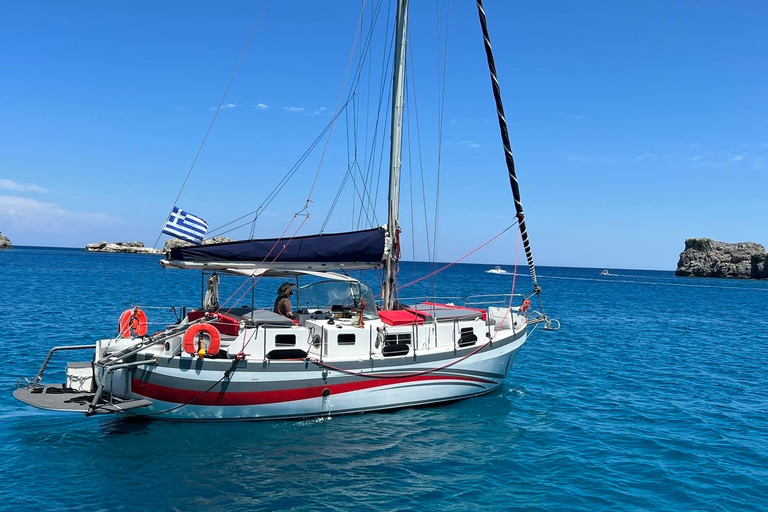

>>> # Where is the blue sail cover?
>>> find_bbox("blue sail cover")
[168,227,386,267]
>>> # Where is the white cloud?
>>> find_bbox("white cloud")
[209,103,239,111]
[635,153,654,161]
[687,152,752,167]
[0,195,119,232]
[283,106,305,113]
[0,179,48,193]
[458,140,481,149]
[255,103,269,110]
[307,107,328,116]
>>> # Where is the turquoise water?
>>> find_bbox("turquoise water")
[2,247,767,511]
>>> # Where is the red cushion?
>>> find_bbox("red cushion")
[378,310,425,326]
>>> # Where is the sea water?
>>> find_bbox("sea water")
[1,247,767,511]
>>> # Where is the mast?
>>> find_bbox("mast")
[383,0,409,310]
[475,0,541,294]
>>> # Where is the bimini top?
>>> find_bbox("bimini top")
[162,227,387,271]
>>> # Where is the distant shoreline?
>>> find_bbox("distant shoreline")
[4,246,677,271]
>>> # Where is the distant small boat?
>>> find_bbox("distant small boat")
[600,270,610,276]
[486,266,509,275]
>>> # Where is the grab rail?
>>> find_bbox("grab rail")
[31,345,97,386]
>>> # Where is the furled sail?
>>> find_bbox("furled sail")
[162,227,387,271]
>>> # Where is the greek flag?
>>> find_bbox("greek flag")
[162,206,208,244]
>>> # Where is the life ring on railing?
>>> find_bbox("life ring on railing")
[183,323,221,357]
[118,307,148,337]
[520,299,531,313]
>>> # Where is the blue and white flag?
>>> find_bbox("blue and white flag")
[162,206,208,244]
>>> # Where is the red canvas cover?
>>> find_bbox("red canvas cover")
[378,310,425,326]
[187,310,240,336]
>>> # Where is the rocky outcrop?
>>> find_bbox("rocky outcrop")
[162,237,234,253]
[0,232,11,248]
[676,238,768,279]
[85,237,235,255]
[85,241,162,254]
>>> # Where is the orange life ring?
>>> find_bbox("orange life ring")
[118,307,148,337]
[520,299,531,313]
[183,323,221,357]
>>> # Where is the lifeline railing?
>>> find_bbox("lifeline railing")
[464,293,527,308]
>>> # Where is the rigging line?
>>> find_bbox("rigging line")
[492,224,523,341]
[362,2,379,196]
[217,215,302,310]
[326,111,380,229]
[476,0,540,293]
[205,103,350,237]
[358,14,396,229]
[226,217,312,353]
[370,90,392,224]
[406,47,433,264]
[218,212,307,311]
[214,106,344,235]
[322,100,379,231]
[397,222,517,291]
[342,0,387,156]
[352,161,378,226]
[171,1,270,210]
[406,88,416,262]
[345,0,387,219]
[303,1,367,209]
[224,214,311,313]
[135,4,269,304]
[433,0,450,264]
[347,101,357,229]
[346,0,387,105]
[321,163,355,232]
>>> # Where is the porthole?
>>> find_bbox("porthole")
[275,334,297,347]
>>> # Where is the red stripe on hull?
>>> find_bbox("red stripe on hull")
[131,374,494,406]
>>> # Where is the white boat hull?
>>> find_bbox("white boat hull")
[106,329,526,421]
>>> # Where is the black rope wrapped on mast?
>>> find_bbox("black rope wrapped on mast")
[475,0,540,294]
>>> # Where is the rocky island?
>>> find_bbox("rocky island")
[0,232,11,248]
[676,238,768,279]
[161,237,233,252]
[85,237,233,254]
[85,241,162,254]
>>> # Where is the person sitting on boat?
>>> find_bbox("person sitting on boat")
[274,282,296,319]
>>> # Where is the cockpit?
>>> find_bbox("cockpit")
[296,279,379,321]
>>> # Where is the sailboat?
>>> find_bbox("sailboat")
[14,0,557,421]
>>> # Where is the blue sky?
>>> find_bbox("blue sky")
[1,1,766,270]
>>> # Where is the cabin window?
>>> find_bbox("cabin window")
[384,333,412,346]
[458,327,477,348]
[338,334,356,345]
[275,334,297,347]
